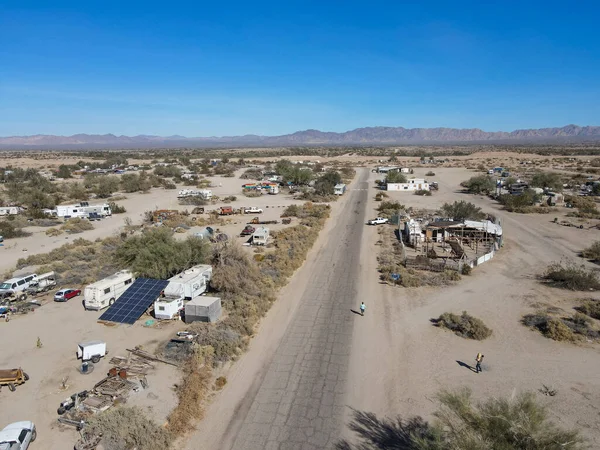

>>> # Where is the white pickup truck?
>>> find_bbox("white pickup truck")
[368,217,389,225]
[0,421,36,450]
[244,207,263,214]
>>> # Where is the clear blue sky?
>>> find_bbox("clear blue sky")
[1,1,599,137]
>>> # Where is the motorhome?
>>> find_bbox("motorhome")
[334,184,347,195]
[83,270,135,310]
[164,265,212,300]
[268,185,280,195]
[51,202,112,219]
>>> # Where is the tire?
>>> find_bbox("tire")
[8,383,15,392]
[31,429,36,441]
[109,298,115,306]
[23,372,30,381]
[77,291,81,296]
[91,355,101,364]
[57,406,66,415]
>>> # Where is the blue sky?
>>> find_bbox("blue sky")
[1,1,599,136]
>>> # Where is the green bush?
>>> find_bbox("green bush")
[108,201,126,214]
[460,175,495,194]
[385,171,407,184]
[414,189,431,196]
[439,201,485,221]
[581,241,600,262]
[434,311,492,340]
[377,200,405,218]
[0,221,31,239]
[61,218,94,234]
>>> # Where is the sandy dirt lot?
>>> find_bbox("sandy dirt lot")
[185,165,600,449]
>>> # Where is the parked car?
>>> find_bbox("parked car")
[368,217,389,225]
[0,421,36,449]
[54,289,81,302]
[244,207,263,214]
[240,225,256,236]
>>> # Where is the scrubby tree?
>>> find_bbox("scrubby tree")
[56,164,73,179]
[498,188,540,211]
[531,171,563,191]
[314,171,342,195]
[461,175,496,194]
[94,176,121,198]
[439,201,485,221]
[385,170,407,184]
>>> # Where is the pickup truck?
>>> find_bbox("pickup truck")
[244,207,263,214]
[0,421,36,449]
[368,217,389,225]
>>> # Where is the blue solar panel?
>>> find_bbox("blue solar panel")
[99,278,169,324]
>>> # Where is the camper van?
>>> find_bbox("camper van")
[164,265,212,300]
[334,184,347,195]
[83,270,135,310]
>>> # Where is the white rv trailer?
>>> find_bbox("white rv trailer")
[154,295,184,320]
[334,184,346,195]
[0,206,24,216]
[177,189,213,200]
[84,270,135,310]
[252,227,270,246]
[53,202,112,218]
[164,264,212,300]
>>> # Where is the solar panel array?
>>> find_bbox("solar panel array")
[99,278,169,324]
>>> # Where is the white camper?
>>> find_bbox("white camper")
[154,295,184,320]
[177,189,212,200]
[268,185,280,195]
[77,341,107,363]
[84,270,135,310]
[54,202,112,218]
[0,206,24,216]
[252,227,270,246]
[334,184,346,195]
[164,265,212,300]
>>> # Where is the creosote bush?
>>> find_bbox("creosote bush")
[581,240,600,262]
[434,311,492,340]
[414,189,432,196]
[542,260,600,290]
[60,217,94,234]
[337,387,584,450]
[86,406,172,450]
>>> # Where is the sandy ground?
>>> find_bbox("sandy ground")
[185,165,600,448]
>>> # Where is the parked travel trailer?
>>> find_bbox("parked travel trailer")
[77,341,107,363]
[177,189,212,200]
[268,185,280,195]
[252,227,270,246]
[164,265,212,300]
[51,202,112,219]
[154,295,184,320]
[83,270,135,310]
[0,206,24,216]
[334,184,346,195]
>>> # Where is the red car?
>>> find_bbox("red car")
[54,289,81,302]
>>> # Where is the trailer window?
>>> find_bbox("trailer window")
[124,279,132,285]
[73,209,78,213]
[104,288,111,294]
[158,306,165,311]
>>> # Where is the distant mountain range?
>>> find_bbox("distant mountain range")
[1,125,599,148]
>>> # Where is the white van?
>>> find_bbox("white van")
[83,270,135,310]
[0,273,38,298]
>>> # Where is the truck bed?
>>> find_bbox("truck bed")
[0,368,22,380]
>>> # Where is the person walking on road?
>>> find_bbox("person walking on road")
[360,302,366,316]
[475,353,484,373]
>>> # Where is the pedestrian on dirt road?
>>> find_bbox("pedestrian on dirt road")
[360,302,366,316]
[475,353,484,373]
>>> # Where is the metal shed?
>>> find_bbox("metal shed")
[184,296,221,323]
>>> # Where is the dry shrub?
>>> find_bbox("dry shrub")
[61,217,94,234]
[521,311,590,342]
[581,241,600,262]
[434,311,493,340]
[575,299,600,319]
[215,376,227,389]
[187,322,245,364]
[545,318,577,342]
[86,406,172,450]
[243,190,262,198]
[166,351,212,436]
[542,260,600,290]
[45,227,63,237]
[0,220,31,238]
